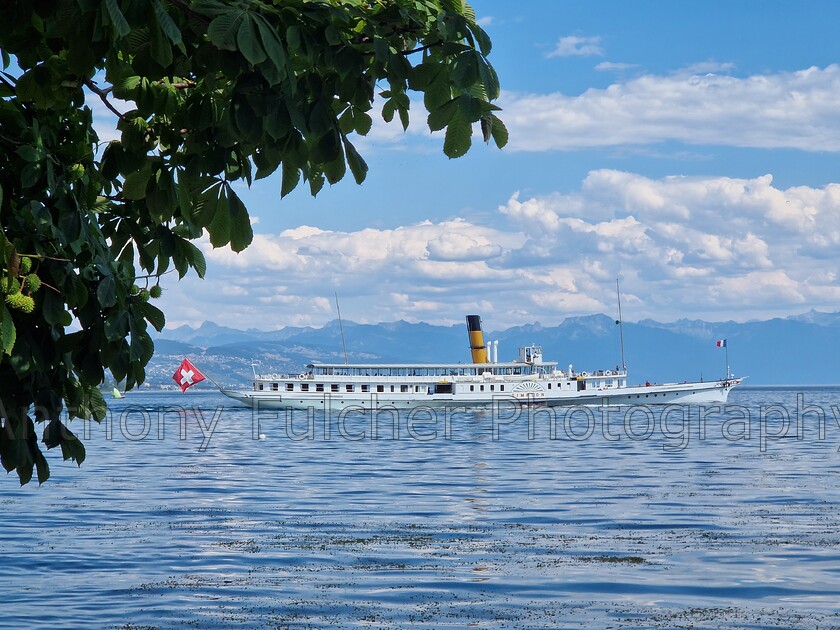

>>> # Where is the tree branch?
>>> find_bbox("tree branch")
[83,79,125,120]
[401,40,442,56]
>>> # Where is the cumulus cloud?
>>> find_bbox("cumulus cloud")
[158,170,840,329]
[595,62,640,72]
[495,170,840,318]
[501,65,840,151]
[547,35,605,58]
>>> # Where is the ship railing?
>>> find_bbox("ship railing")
[256,372,313,381]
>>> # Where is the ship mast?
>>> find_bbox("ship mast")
[616,279,626,372]
[335,292,349,365]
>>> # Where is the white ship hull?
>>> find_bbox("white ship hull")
[222,379,740,411]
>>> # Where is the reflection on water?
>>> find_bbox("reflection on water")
[3,388,840,628]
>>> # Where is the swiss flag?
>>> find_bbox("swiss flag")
[173,358,206,392]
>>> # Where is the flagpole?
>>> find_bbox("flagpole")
[194,358,223,390]
[201,371,223,390]
[723,339,729,381]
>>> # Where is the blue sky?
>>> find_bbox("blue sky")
[151,1,840,329]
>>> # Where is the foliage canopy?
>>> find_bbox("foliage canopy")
[0,0,504,484]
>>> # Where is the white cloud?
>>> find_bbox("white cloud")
[547,35,605,59]
[159,170,840,329]
[595,62,640,72]
[494,170,840,318]
[501,65,840,151]
[679,61,737,75]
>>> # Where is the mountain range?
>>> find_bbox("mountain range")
[144,310,840,387]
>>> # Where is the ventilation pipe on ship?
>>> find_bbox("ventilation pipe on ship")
[493,340,499,364]
[466,315,489,364]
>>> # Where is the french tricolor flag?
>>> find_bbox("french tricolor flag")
[716,339,727,348]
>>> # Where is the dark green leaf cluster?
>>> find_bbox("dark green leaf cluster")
[0,0,502,483]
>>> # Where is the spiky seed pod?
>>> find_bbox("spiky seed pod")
[138,288,150,302]
[25,274,41,293]
[18,295,35,314]
[1,277,21,295]
[130,284,141,295]
[149,285,162,299]
[6,291,34,312]
[20,257,32,274]
[68,163,85,181]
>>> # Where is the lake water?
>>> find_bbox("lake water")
[3,387,840,628]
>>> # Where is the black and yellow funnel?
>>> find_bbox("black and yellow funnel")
[466,315,489,364]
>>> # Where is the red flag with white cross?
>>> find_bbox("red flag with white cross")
[173,358,206,392]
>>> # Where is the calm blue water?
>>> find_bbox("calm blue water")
[3,387,840,628]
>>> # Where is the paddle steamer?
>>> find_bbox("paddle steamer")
[221,316,741,410]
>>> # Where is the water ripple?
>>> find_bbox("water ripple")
[3,388,840,628]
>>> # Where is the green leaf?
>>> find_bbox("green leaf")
[443,109,472,159]
[441,0,466,15]
[85,386,107,424]
[382,99,396,124]
[398,105,409,131]
[34,450,50,485]
[325,25,341,46]
[308,170,325,196]
[43,419,85,465]
[227,192,253,252]
[280,162,300,198]
[342,137,368,185]
[41,290,67,328]
[254,14,288,82]
[424,67,453,111]
[452,50,480,90]
[149,19,174,67]
[354,111,372,135]
[104,0,131,37]
[468,21,493,56]
[16,146,40,163]
[488,113,508,149]
[428,97,459,132]
[183,241,207,278]
[112,75,141,100]
[287,24,302,51]
[1,303,16,355]
[208,189,230,247]
[139,301,166,332]
[477,58,500,100]
[323,153,346,185]
[97,275,117,308]
[152,0,182,45]
[208,10,244,51]
[42,419,63,450]
[122,168,152,200]
[104,311,130,341]
[237,14,267,66]
[459,94,483,123]
[8,417,36,485]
